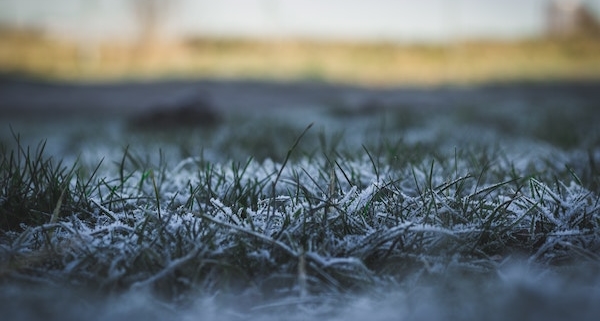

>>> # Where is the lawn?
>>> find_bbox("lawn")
[1,79,600,320]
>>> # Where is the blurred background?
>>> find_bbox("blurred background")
[1,0,600,85]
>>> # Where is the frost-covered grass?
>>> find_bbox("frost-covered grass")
[1,103,600,320]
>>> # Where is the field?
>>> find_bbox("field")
[1,77,600,320]
[2,27,600,85]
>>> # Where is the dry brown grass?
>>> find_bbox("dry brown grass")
[1,28,600,85]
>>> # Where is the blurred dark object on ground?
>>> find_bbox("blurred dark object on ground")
[128,94,221,130]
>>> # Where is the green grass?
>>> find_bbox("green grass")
[1,103,600,319]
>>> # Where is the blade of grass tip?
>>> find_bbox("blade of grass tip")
[334,159,353,187]
[46,183,68,243]
[328,162,337,200]
[268,123,313,229]
[363,144,379,182]
[469,177,521,199]
[473,159,490,197]
[139,170,150,193]
[428,158,435,190]
[274,123,314,189]
[553,175,563,199]
[90,199,117,222]
[565,164,583,186]
[119,145,130,192]
[320,153,339,198]
[151,169,161,220]
[411,166,424,204]
[300,167,327,196]
[49,185,67,225]
[76,158,103,207]
[435,175,473,194]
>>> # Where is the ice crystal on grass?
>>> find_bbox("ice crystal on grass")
[2,103,600,320]
[4,139,598,302]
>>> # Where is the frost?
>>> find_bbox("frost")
[2,101,600,320]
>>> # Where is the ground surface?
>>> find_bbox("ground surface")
[1,77,600,320]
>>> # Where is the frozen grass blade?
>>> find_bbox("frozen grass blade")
[1,103,600,320]
[267,123,313,229]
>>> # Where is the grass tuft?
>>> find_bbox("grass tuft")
[0,134,78,232]
[1,104,600,319]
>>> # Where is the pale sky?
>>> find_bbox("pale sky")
[1,0,599,43]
